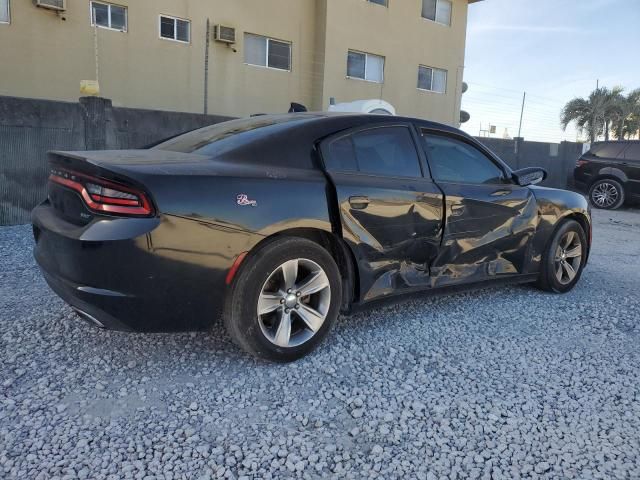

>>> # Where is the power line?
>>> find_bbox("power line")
[460,80,589,142]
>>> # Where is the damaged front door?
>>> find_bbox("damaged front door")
[320,124,444,302]
[421,131,537,287]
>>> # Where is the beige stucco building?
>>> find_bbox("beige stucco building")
[0,0,481,125]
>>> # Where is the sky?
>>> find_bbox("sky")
[460,0,640,143]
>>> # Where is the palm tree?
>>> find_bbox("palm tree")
[603,87,624,141]
[561,87,621,143]
[611,88,640,140]
[623,114,640,139]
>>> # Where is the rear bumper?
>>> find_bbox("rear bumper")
[33,202,258,332]
[39,267,134,331]
[572,166,592,194]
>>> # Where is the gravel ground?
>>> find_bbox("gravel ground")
[1,208,640,480]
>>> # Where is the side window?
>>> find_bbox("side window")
[588,142,627,159]
[325,136,358,172]
[423,134,505,184]
[352,127,422,178]
[623,143,640,162]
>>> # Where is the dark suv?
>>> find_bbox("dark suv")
[574,141,640,209]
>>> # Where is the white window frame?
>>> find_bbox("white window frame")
[346,50,385,84]
[158,15,191,44]
[90,1,128,32]
[0,0,10,24]
[367,0,388,7]
[244,33,292,72]
[417,65,447,94]
[422,0,452,27]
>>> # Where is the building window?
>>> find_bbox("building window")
[0,0,10,24]
[91,2,127,31]
[422,0,452,26]
[244,33,291,71]
[418,65,447,93]
[347,50,384,83]
[160,15,190,43]
[368,0,388,6]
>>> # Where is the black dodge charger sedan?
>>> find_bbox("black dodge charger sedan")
[33,113,591,362]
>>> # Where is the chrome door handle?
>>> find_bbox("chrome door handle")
[349,196,370,210]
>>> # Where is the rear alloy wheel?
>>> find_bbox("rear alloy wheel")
[589,179,624,210]
[224,237,342,362]
[537,219,587,293]
[257,258,331,348]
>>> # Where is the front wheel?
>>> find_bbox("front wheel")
[589,178,625,210]
[536,219,587,293]
[224,237,342,362]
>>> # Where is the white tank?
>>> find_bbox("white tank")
[328,99,396,116]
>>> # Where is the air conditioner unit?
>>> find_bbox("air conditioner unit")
[213,25,236,44]
[35,0,66,11]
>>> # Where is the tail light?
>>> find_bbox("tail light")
[49,168,154,217]
[576,159,588,168]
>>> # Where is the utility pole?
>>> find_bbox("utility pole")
[204,19,210,115]
[517,92,526,138]
[93,10,99,85]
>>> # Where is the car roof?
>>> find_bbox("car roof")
[591,140,640,145]
[257,111,462,133]
[153,112,469,169]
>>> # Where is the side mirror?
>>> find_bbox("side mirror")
[512,167,547,186]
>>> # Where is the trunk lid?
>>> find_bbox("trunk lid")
[49,150,212,179]
[46,150,209,225]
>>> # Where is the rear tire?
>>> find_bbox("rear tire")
[536,219,587,293]
[224,237,342,362]
[589,178,625,210]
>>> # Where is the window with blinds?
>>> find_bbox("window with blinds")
[422,0,452,26]
[347,50,385,83]
[418,66,448,94]
[244,33,292,71]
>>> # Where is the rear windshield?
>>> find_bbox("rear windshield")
[152,115,319,156]
[587,142,627,159]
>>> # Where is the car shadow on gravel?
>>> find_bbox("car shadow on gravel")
[47,280,568,368]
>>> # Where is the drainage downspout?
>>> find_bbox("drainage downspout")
[204,18,210,115]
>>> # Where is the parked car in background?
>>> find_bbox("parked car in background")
[33,113,592,362]
[574,141,640,210]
